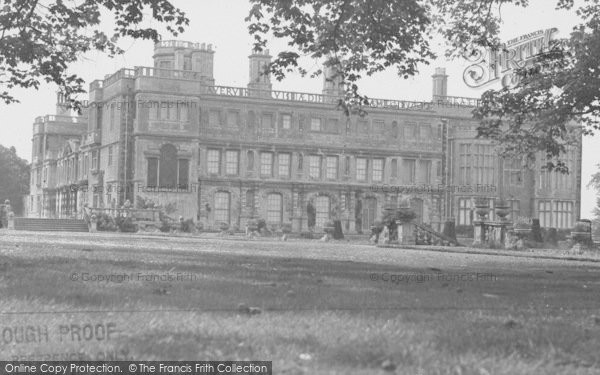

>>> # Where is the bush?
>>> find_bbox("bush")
[115,216,137,232]
[97,213,118,231]
[181,218,195,233]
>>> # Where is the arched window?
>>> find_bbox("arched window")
[159,144,178,188]
[214,191,231,224]
[266,193,283,224]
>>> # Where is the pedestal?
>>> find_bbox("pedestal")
[396,221,414,245]
[472,221,486,247]
[7,213,14,230]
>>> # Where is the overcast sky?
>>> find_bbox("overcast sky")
[1,0,597,217]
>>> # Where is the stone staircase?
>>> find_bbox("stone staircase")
[414,222,462,247]
[13,218,89,232]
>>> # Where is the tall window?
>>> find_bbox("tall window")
[214,192,231,224]
[246,190,255,209]
[146,148,188,189]
[419,124,431,140]
[418,160,431,184]
[225,150,239,175]
[108,145,113,166]
[327,119,339,134]
[553,201,573,229]
[326,156,338,179]
[391,121,399,138]
[402,159,416,184]
[227,111,239,128]
[110,103,115,130]
[266,193,283,224]
[309,155,322,179]
[345,156,351,176]
[458,143,495,185]
[159,144,177,188]
[91,151,98,171]
[179,103,189,122]
[278,153,291,178]
[457,198,472,226]
[282,114,292,130]
[372,159,384,182]
[208,110,220,127]
[207,149,221,174]
[247,151,254,171]
[262,113,274,129]
[358,120,369,134]
[509,200,520,221]
[311,118,322,132]
[315,196,330,228]
[406,122,417,139]
[391,159,398,178]
[178,159,189,188]
[260,152,274,176]
[538,200,552,228]
[504,158,523,186]
[356,158,367,181]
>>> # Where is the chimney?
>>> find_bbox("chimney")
[56,92,70,116]
[432,67,448,100]
[322,59,343,97]
[248,49,272,93]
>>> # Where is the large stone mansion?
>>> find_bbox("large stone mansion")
[27,40,582,233]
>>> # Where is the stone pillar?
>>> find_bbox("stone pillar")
[89,213,97,233]
[396,221,415,245]
[7,212,15,230]
[472,221,486,247]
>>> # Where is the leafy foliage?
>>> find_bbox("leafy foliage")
[0,144,29,214]
[0,0,188,109]
[247,0,436,114]
[472,1,600,171]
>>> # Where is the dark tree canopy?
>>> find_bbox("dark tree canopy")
[0,144,29,214]
[0,0,188,110]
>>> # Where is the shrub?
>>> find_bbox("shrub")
[115,216,137,232]
[97,213,118,231]
[181,218,195,233]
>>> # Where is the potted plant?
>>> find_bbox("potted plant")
[219,221,230,232]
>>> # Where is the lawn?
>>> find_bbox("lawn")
[1,231,600,374]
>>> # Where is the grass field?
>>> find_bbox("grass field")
[1,231,600,374]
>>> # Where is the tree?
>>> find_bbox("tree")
[587,166,600,234]
[0,145,30,215]
[0,0,188,111]
[467,1,600,172]
[248,0,596,168]
[246,0,521,114]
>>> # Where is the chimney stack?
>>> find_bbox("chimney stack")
[432,67,448,100]
[322,59,343,97]
[248,49,272,93]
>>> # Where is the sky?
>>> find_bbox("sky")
[1,0,598,217]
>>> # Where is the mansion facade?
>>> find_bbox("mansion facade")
[27,40,582,233]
